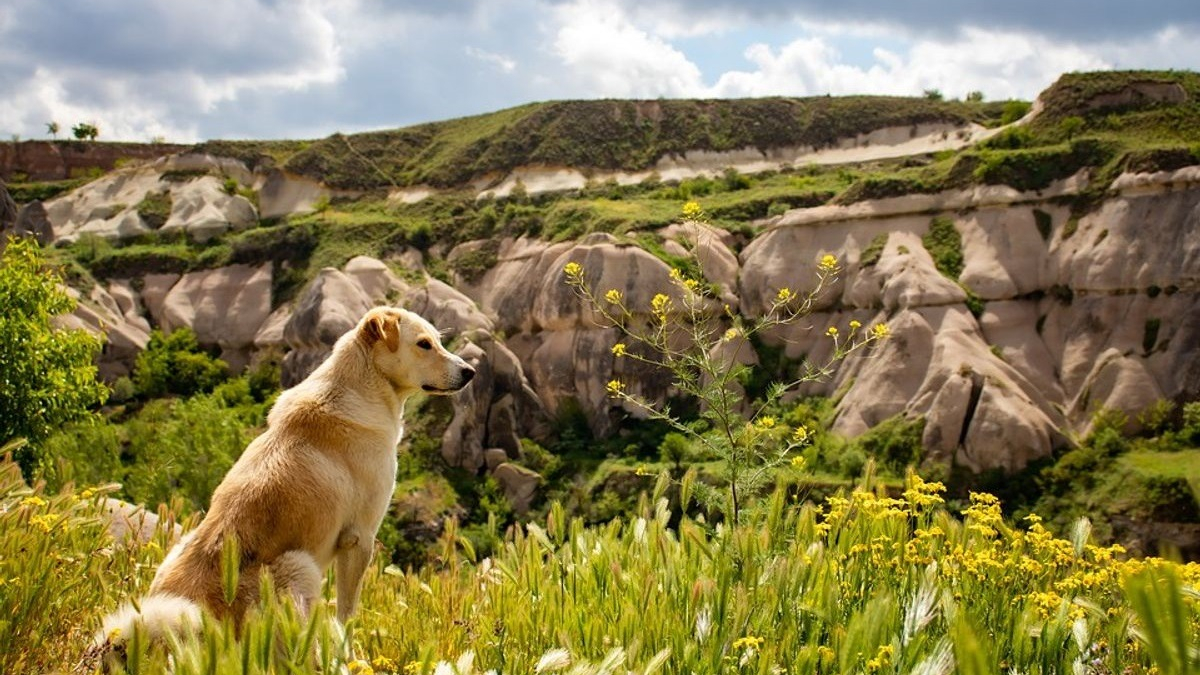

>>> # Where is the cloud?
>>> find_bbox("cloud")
[613,0,1200,42]
[708,27,1109,100]
[549,0,705,98]
[0,0,343,141]
[466,47,517,73]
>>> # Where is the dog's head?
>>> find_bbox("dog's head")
[357,307,475,395]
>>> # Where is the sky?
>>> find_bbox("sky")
[1,0,1197,143]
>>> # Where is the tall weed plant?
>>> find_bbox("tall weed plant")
[564,202,888,521]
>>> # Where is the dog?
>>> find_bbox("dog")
[81,306,475,669]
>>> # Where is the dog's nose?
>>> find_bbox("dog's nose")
[460,365,476,384]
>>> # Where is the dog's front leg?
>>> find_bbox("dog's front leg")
[334,530,373,623]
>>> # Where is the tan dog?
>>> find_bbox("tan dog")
[85,306,475,665]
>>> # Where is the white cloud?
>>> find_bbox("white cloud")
[709,27,1111,100]
[466,46,517,73]
[549,0,705,98]
[0,0,345,141]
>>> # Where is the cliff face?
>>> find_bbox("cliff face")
[27,71,1200,481]
[0,141,188,182]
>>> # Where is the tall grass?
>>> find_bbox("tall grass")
[3,461,1197,674]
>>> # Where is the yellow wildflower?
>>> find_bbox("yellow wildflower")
[790,455,806,469]
[723,328,739,341]
[817,646,836,666]
[348,661,375,675]
[79,488,96,500]
[849,319,861,330]
[682,201,704,220]
[826,326,838,337]
[792,425,809,443]
[651,293,671,315]
[871,323,890,339]
[606,379,625,396]
[404,662,422,675]
[20,495,47,508]
[373,656,397,672]
[776,287,793,303]
[611,343,627,357]
[732,635,764,650]
[563,262,582,278]
[30,514,56,532]
[604,289,622,304]
[757,416,776,428]
[818,254,839,271]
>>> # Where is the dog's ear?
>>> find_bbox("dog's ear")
[363,312,401,352]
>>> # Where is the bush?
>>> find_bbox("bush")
[120,392,263,511]
[1000,100,1032,125]
[922,216,964,279]
[0,238,108,478]
[133,328,229,399]
[851,414,926,474]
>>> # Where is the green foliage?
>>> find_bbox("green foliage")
[201,96,994,190]
[133,328,229,399]
[922,216,964,279]
[566,212,887,522]
[850,414,926,474]
[859,232,888,267]
[0,238,107,478]
[135,190,172,228]
[4,178,89,203]
[8,463,1200,675]
[1060,115,1085,141]
[71,122,99,141]
[1000,100,1032,125]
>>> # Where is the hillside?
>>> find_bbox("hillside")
[1,69,1199,567]
[193,96,1007,190]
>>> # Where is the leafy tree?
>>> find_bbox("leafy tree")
[71,122,99,141]
[0,237,107,478]
[45,121,59,139]
[966,90,985,103]
[923,88,944,101]
[133,327,229,399]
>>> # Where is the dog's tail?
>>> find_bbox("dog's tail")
[76,594,203,673]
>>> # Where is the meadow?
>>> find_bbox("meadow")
[3,459,1197,675]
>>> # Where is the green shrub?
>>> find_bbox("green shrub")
[851,414,926,474]
[860,233,888,267]
[0,238,107,478]
[922,216,964,279]
[1000,100,1032,124]
[133,328,229,399]
[135,190,173,228]
[120,391,265,511]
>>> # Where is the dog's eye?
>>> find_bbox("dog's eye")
[417,338,433,351]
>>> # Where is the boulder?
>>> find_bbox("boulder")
[492,463,541,515]
[281,268,375,385]
[160,176,257,242]
[101,499,182,545]
[12,200,54,245]
[161,263,273,371]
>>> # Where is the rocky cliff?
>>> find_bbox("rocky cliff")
[13,72,1200,489]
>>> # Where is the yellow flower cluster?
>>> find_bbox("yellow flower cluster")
[604,289,622,304]
[682,201,705,220]
[818,254,839,272]
[732,635,764,650]
[563,262,582,278]
[606,379,625,396]
[611,343,627,357]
